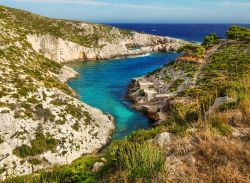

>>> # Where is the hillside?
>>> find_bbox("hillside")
[126,26,250,182]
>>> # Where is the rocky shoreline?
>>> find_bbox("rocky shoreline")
[127,44,221,123]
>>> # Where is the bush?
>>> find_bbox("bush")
[127,126,164,142]
[13,132,57,158]
[202,33,220,47]
[226,25,250,41]
[139,89,145,96]
[218,102,238,112]
[211,116,232,136]
[178,44,206,59]
[28,158,41,165]
[0,136,4,144]
[105,141,166,181]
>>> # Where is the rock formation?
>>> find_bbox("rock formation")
[27,33,185,63]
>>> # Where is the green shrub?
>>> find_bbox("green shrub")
[0,136,4,144]
[226,25,250,41]
[178,44,206,59]
[168,123,188,136]
[27,97,39,104]
[211,116,232,136]
[169,78,185,92]
[202,33,220,47]
[72,122,80,131]
[13,133,57,158]
[139,89,145,96]
[127,126,164,142]
[34,104,55,122]
[28,158,41,165]
[4,156,97,183]
[218,102,238,112]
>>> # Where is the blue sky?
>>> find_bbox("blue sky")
[0,0,250,23]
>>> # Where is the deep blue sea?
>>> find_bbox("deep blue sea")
[108,23,250,42]
[68,24,250,139]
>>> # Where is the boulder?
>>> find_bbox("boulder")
[153,132,175,147]
[92,162,104,173]
[184,154,196,166]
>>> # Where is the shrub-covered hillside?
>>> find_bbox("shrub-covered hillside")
[0,5,131,48]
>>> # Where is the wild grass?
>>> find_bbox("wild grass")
[104,140,166,182]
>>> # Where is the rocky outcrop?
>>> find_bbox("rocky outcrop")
[128,58,201,122]
[153,132,175,147]
[27,33,186,63]
[58,65,79,83]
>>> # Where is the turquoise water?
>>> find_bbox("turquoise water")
[68,52,178,139]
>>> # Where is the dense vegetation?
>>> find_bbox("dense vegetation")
[227,25,250,41]
[177,44,206,59]
[202,33,220,47]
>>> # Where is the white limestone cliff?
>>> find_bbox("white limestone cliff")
[27,32,186,63]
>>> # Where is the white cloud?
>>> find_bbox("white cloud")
[14,0,191,10]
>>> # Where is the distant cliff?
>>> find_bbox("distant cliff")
[26,30,185,63]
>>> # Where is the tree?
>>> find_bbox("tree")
[202,33,220,47]
[177,44,206,59]
[226,25,250,41]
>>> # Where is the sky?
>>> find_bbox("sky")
[0,0,250,23]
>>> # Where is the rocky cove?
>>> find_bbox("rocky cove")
[0,5,186,180]
[1,4,249,182]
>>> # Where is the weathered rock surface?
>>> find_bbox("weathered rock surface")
[92,162,104,173]
[27,33,186,63]
[58,65,79,83]
[153,132,175,147]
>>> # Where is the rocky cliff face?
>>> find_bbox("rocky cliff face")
[27,33,185,63]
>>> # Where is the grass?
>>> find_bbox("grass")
[178,42,250,124]
[104,140,166,182]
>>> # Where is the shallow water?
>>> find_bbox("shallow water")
[68,52,178,139]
